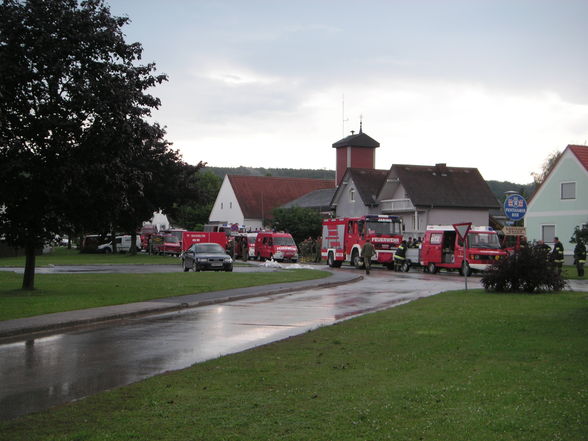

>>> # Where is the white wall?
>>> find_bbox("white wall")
[208,176,245,226]
[427,208,490,227]
[334,177,370,218]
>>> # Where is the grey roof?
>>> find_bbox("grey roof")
[332,131,380,149]
[331,168,389,207]
[348,168,388,206]
[390,163,500,209]
[281,188,337,210]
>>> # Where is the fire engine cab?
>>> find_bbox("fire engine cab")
[405,225,507,275]
[321,215,403,269]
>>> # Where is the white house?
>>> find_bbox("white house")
[208,175,335,230]
[525,144,588,262]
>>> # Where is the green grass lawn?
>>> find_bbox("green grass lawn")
[0,247,180,266]
[0,269,330,321]
[1,289,586,440]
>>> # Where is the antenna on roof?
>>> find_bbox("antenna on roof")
[359,114,363,133]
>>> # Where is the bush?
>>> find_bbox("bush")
[481,245,567,293]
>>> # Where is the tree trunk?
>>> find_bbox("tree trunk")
[129,231,138,256]
[22,243,36,290]
[111,229,117,253]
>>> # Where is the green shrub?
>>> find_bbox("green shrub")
[481,244,566,293]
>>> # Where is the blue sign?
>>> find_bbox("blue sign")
[504,194,527,221]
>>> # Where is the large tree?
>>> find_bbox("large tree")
[0,0,169,289]
[271,207,323,245]
[173,170,222,231]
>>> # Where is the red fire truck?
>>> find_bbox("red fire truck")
[404,225,507,275]
[181,231,228,251]
[321,215,403,269]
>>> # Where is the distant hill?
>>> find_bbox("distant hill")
[203,167,534,202]
[486,180,535,202]
[203,166,336,181]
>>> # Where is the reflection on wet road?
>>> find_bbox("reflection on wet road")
[0,269,473,420]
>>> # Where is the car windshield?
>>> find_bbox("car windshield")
[165,236,179,243]
[195,243,225,254]
[468,232,501,249]
[248,236,256,244]
[274,236,295,246]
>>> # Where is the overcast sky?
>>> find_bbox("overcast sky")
[109,0,588,184]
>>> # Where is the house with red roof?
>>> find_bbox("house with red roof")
[208,175,335,230]
[525,144,588,261]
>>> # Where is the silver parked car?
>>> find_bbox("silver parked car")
[182,242,233,272]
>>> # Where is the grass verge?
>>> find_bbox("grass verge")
[0,247,181,266]
[1,290,587,440]
[0,269,329,321]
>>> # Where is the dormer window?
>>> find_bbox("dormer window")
[349,188,355,202]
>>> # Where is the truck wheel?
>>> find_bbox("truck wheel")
[351,250,362,269]
[327,252,335,267]
[401,261,410,272]
[427,262,438,274]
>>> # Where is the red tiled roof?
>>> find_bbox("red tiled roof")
[569,145,588,171]
[228,175,335,219]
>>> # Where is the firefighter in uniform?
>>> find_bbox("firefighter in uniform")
[361,238,376,275]
[574,239,586,277]
[550,237,564,275]
[394,240,408,272]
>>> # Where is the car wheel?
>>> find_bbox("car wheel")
[192,261,200,272]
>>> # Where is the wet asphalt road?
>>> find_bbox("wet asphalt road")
[0,265,479,420]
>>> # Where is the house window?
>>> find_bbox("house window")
[220,202,223,209]
[230,202,232,209]
[542,225,555,243]
[561,182,576,200]
[349,188,355,202]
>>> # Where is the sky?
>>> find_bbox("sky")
[108,0,588,184]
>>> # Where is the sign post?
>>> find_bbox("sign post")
[453,222,472,291]
[503,194,527,223]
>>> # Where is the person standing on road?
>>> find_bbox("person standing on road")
[551,237,564,275]
[315,236,322,263]
[361,238,376,275]
[394,240,408,272]
[574,239,586,277]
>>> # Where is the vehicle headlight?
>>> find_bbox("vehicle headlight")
[275,251,284,258]
[224,257,233,263]
[197,258,208,262]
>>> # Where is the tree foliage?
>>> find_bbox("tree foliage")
[0,0,182,288]
[481,245,566,293]
[172,170,222,230]
[531,150,562,186]
[271,207,323,245]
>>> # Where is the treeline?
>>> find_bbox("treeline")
[486,180,535,202]
[203,166,335,180]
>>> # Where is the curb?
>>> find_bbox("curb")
[0,270,362,340]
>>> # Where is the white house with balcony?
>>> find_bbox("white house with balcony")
[331,162,499,239]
